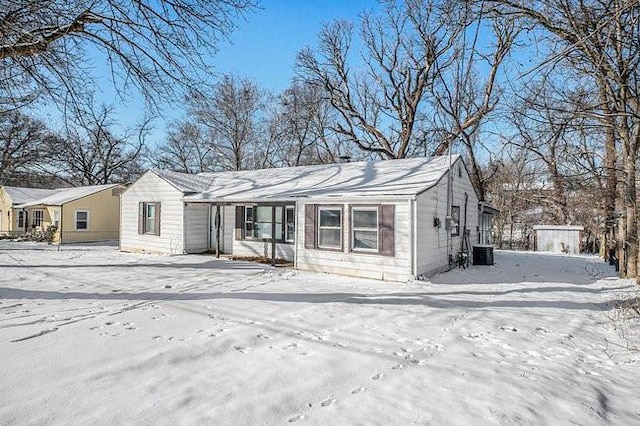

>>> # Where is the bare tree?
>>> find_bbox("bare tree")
[267,81,351,167]
[45,102,146,185]
[296,0,514,173]
[189,74,266,171]
[0,110,55,183]
[0,0,256,108]
[151,120,217,174]
[489,0,640,278]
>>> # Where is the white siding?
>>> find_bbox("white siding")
[296,200,412,282]
[233,240,295,260]
[415,158,479,277]
[120,171,186,255]
[184,203,209,253]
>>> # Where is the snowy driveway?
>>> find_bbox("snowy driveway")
[0,242,638,425]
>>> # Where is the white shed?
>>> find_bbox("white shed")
[121,155,483,281]
[533,225,584,254]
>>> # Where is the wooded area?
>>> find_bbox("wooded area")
[1,0,639,280]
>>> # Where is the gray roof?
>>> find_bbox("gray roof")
[168,155,462,202]
[153,170,217,194]
[15,184,119,207]
[3,186,61,205]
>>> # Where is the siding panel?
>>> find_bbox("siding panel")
[120,171,186,254]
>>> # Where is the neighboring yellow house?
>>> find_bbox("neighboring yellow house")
[0,186,60,235]
[16,184,125,243]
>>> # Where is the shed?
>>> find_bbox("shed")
[121,155,483,281]
[533,225,584,254]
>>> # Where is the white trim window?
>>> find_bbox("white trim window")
[351,207,378,251]
[285,206,295,242]
[53,210,61,228]
[75,210,89,231]
[18,211,24,229]
[318,206,342,249]
[32,209,44,228]
[244,206,254,238]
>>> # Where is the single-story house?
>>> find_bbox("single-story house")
[0,186,60,235]
[16,184,125,243]
[121,155,496,281]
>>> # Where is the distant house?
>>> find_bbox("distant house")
[15,184,125,243]
[120,155,495,281]
[0,186,60,235]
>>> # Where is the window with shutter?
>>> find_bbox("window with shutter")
[351,207,378,252]
[138,202,161,236]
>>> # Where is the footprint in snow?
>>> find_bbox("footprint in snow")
[320,397,336,407]
[372,373,384,380]
[351,387,366,394]
[234,346,250,353]
[392,364,404,370]
[288,414,305,423]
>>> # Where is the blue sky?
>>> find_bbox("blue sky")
[40,1,379,145]
[214,0,378,93]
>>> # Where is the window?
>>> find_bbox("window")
[451,205,460,237]
[318,207,342,249]
[351,207,378,251]
[285,206,295,242]
[33,210,44,228]
[253,206,284,240]
[237,205,295,242]
[138,202,161,235]
[53,210,61,228]
[18,211,24,229]
[75,210,88,230]
[244,207,254,237]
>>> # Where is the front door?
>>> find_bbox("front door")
[210,205,224,253]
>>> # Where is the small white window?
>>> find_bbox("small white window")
[145,203,156,234]
[318,207,342,249]
[352,207,378,251]
[244,206,254,238]
[75,210,89,231]
[285,206,295,242]
[33,210,44,228]
[53,210,61,228]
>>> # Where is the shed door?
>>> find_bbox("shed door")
[210,206,224,252]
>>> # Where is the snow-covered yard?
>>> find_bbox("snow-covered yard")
[0,242,638,425]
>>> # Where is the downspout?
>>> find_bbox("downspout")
[216,205,221,258]
[271,205,276,266]
[411,199,417,279]
[58,204,63,250]
[294,201,298,270]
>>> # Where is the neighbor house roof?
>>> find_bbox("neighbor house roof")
[16,184,119,208]
[2,186,61,205]
[169,155,463,203]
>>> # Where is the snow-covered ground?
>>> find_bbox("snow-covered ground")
[0,242,638,425]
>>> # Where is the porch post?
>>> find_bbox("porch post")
[271,205,276,266]
[216,205,221,259]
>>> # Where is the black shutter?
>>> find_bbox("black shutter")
[138,202,144,234]
[235,205,245,240]
[304,204,316,249]
[379,204,395,256]
[154,202,161,236]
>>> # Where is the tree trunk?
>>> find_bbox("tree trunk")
[623,153,637,278]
